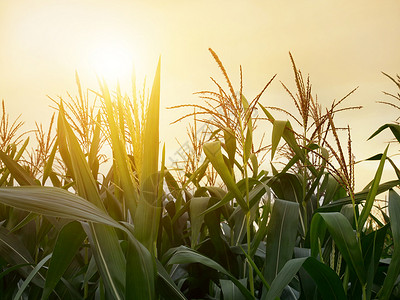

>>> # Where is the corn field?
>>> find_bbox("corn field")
[0,50,399,300]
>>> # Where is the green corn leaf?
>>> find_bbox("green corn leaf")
[199,177,267,217]
[310,212,366,285]
[165,171,184,210]
[0,263,32,280]
[240,245,270,290]
[258,103,275,121]
[319,179,400,211]
[140,57,161,187]
[57,108,127,300]
[264,199,299,284]
[100,79,139,217]
[135,58,162,252]
[263,257,346,300]
[9,212,37,233]
[223,127,236,168]
[0,137,29,186]
[220,279,247,300]
[377,189,400,300]
[271,120,287,160]
[167,246,253,300]
[0,186,155,300]
[0,225,45,288]
[190,197,210,248]
[259,104,304,162]
[368,123,400,143]
[250,202,271,257]
[156,260,187,300]
[0,186,121,227]
[203,141,247,210]
[362,226,387,300]
[42,140,58,185]
[358,145,388,229]
[0,149,38,186]
[268,173,303,204]
[244,125,252,163]
[125,233,156,300]
[82,223,126,300]
[42,221,86,300]
[88,113,102,174]
[13,254,52,300]
[249,153,258,177]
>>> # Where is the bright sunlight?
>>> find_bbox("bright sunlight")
[88,44,134,84]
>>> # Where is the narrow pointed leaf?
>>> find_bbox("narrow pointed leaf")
[244,126,252,163]
[0,226,45,288]
[100,79,139,217]
[220,279,247,300]
[125,234,156,300]
[13,254,52,300]
[358,145,388,229]
[0,150,38,186]
[42,140,58,185]
[223,128,236,167]
[0,187,120,227]
[264,257,346,300]
[203,141,247,210]
[42,221,86,300]
[58,108,126,300]
[310,212,366,284]
[264,199,299,284]
[368,123,400,143]
[378,189,400,300]
[156,260,187,300]
[168,246,253,300]
[190,197,210,248]
[271,120,287,160]
[135,59,162,251]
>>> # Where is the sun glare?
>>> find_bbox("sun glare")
[89,44,134,84]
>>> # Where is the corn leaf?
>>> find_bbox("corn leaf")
[358,145,388,229]
[310,212,366,285]
[264,199,299,284]
[13,254,52,300]
[135,59,162,251]
[156,260,187,300]
[0,138,30,186]
[168,246,253,300]
[271,120,287,160]
[42,221,86,300]
[377,189,400,300]
[368,123,400,143]
[220,279,247,300]
[263,257,346,300]
[100,79,139,217]
[190,197,210,248]
[0,150,38,186]
[203,141,247,210]
[244,126,252,163]
[57,107,126,299]
[319,179,400,211]
[42,140,58,186]
[0,225,45,288]
[223,128,236,168]
[125,233,156,300]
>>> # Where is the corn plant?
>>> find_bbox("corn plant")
[0,51,399,300]
[0,60,188,300]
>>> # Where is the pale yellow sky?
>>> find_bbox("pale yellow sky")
[0,0,399,188]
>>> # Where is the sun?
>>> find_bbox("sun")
[89,44,134,84]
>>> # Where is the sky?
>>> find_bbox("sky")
[0,0,399,188]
